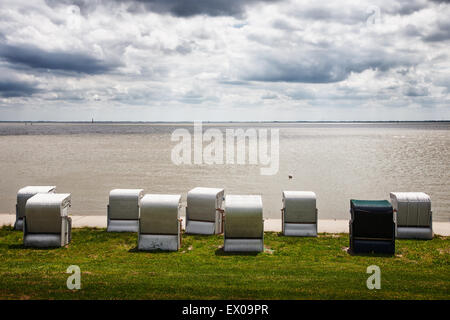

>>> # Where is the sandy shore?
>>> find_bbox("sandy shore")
[1,213,449,235]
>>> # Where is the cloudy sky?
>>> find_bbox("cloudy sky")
[0,0,449,121]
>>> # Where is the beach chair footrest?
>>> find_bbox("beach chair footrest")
[283,223,317,237]
[107,219,139,232]
[24,234,62,248]
[397,227,433,240]
[138,234,179,251]
[224,239,263,252]
[185,220,216,235]
[351,239,394,254]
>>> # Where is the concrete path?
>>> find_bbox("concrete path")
[1,214,449,235]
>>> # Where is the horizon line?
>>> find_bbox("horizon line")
[1,120,450,124]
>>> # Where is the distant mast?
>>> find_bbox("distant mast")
[92,118,94,123]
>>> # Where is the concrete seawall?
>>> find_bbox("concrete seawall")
[1,214,449,236]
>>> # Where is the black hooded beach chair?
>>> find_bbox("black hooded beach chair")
[349,199,395,254]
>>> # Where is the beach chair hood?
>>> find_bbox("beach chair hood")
[108,189,144,220]
[15,185,56,230]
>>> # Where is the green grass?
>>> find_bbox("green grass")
[0,226,449,299]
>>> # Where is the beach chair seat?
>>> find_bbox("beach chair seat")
[224,195,263,252]
[282,191,317,237]
[107,189,143,232]
[390,192,433,240]
[23,193,72,247]
[15,186,56,230]
[349,199,395,254]
[186,187,224,235]
[138,194,182,251]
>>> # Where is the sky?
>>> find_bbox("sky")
[0,0,449,121]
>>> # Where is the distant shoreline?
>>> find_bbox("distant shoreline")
[1,120,449,124]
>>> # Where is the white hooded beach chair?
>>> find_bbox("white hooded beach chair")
[282,191,318,237]
[224,195,264,252]
[23,193,72,248]
[185,187,224,235]
[107,189,144,232]
[15,186,56,230]
[390,192,433,239]
[138,194,182,251]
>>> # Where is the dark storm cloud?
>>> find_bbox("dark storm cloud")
[383,0,429,15]
[137,0,281,17]
[0,79,39,98]
[403,24,422,37]
[243,57,348,83]
[0,43,116,75]
[404,87,429,96]
[285,88,315,100]
[46,0,281,17]
[422,21,450,42]
[241,49,418,83]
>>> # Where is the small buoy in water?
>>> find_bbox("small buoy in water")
[288,175,293,180]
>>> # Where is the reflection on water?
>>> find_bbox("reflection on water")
[0,122,449,221]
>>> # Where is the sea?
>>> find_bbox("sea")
[0,121,449,221]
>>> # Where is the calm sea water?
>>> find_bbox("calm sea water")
[0,122,449,221]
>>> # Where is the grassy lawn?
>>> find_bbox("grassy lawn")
[0,226,449,299]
